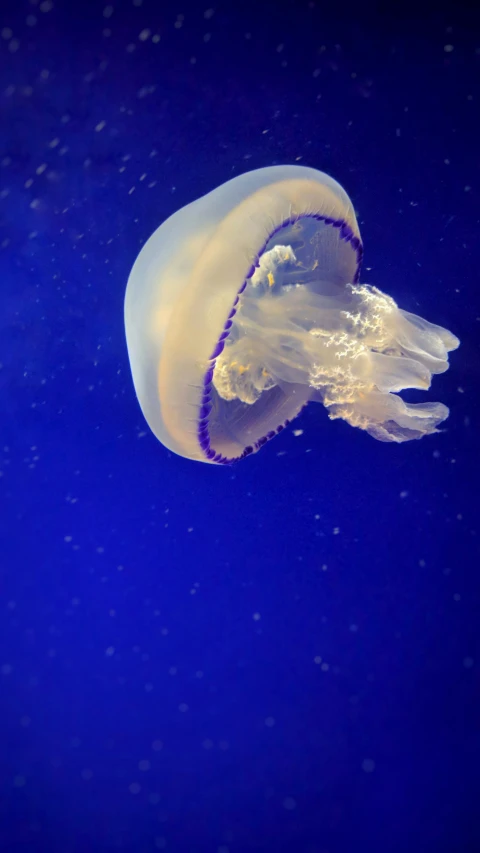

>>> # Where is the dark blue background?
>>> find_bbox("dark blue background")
[1,1,478,851]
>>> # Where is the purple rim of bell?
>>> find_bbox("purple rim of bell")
[197,213,364,464]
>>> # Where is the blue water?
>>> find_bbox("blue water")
[1,1,478,851]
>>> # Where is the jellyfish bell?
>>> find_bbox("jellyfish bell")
[124,165,459,464]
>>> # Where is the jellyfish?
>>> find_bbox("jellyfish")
[124,165,459,464]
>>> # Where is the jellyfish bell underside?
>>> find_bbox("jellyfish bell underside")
[124,165,459,464]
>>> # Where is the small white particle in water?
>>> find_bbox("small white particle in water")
[138,759,150,771]
[321,662,329,672]
[444,44,454,52]
[321,564,328,571]
[139,28,150,40]
[350,624,358,632]
[464,186,471,192]
[313,656,322,664]
[179,703,188,712]
[292,429,303,437]
[333,527,340,535]
[103,5,113,18]
[283,796,296,810]
[265,716,275,727]
[138,82,155,98]
[105,646,115,657]
[204,8,214,19]
[463,656,474,668]
[40,0,54,12]
[253,612,261,621]
[399,490,409,499]
[362,758,375,772]
[36,163,47,175]
[129,782,141,794]
[95,120,106,132]
[152,34,160,43]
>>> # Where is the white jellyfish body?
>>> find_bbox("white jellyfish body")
[124,165,459,463]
